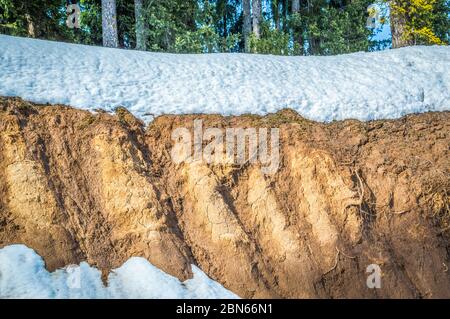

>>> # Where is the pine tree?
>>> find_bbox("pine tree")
[390,0,448,48]
[102,0,119,47]
[1,0,447,54]
[390,0,409,47]
[134,0,146,50]
[243,0,251,52]
[0,0,71,40]
[272,0,281,30]
[291,0,302,53]
[292,0,300,13]
[252,0,262,39]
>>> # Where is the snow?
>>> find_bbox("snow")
[0,35,449,122]
[0,244,239,299]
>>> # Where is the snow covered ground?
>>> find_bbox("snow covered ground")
[0,35,449,122]
[0,245,239,299]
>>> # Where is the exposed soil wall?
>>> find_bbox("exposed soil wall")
[0,97,449,298]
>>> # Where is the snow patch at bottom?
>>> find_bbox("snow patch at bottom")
[0,244,239,299]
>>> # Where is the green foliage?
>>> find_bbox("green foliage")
[288,0,374,55]
[0,0,72,40]
[0,0,448,55]
[174,26,240,53]
[174,1,240,53]
[249,20,291,55]
[390,0,449,45]
[139,0,197,52]
[74,0,102,45]
[432,0,450,43]
[75,0,147,48]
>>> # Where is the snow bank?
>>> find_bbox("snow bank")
[0,245,239,299]
[0,35,448,122]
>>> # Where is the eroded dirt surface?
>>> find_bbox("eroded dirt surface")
[0,97,449,298]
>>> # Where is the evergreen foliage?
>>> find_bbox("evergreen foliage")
[0,0,448,54]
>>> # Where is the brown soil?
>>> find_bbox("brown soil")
[0,96,449,298]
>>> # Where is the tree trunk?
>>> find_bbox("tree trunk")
[282,0,288,31]
[292,0,303,54]
[292,0,300,13]
[243,0,252,52]
[223,10,228,38]
[252,0,262,39]
[102,0,119,48]
[134,0,146,51]
[25,14,35,38]
[306,0,320,54]
[274,0,280,30]
[390,1,413,48]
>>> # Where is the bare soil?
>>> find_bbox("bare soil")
[0,97,449,298]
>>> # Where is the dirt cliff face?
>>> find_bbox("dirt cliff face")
[0,97,449,298]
